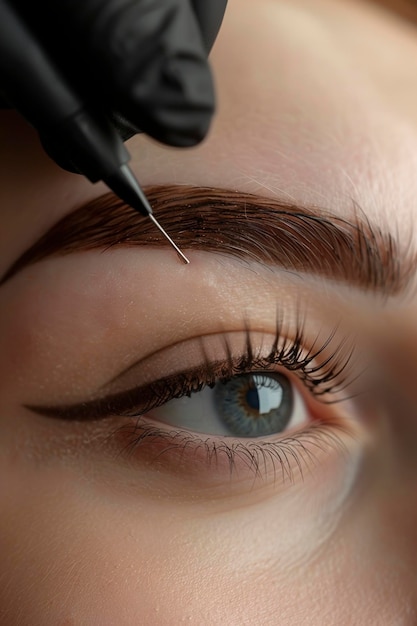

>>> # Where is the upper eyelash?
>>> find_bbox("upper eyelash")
[26,319,357,422]
[117,325,355,419]
[232,324,355,397]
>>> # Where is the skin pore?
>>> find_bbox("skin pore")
[1,0,417,624]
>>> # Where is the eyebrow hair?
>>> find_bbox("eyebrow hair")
[371,0,417,25]
[1,184,415,293]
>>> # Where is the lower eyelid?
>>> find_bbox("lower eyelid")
[110,414,355,492]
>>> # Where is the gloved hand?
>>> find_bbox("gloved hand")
[3,0,227,150]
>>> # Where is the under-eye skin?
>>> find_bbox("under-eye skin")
[26,320,362,485]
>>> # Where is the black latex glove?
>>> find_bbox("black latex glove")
[4,0,227,150]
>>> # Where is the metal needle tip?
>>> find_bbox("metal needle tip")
[148,213,190,264]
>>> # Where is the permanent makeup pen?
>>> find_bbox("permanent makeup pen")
[0,0,189,263]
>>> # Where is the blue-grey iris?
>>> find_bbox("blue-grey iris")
[214,372,293,437]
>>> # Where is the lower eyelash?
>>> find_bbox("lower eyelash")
[111,416,353,484]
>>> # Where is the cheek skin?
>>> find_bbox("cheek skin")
[1,446,416,626]
[0,449,350,624]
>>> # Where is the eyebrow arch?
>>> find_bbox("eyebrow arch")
[1,184,415,294]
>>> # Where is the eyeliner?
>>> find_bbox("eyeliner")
[0,0,189,264]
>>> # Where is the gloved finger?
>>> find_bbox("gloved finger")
[104,0,228,143]
[87,0,216,146]
[190,0,228,53]
[16,0,216,147]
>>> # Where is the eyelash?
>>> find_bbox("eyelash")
[106,322,357,481]
[115,323,354,419]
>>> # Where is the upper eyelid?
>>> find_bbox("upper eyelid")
[24,324,357,422]
[1,185,415,297]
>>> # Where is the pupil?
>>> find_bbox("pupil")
[244,374,284,416]
[245,384,260,411]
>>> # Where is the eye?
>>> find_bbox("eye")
[149,371,308,438]
[26,325,357,489]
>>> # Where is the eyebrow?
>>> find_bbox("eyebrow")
[1,184,415,293]
[372,0,417,25]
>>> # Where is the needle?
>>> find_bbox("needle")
[148,213,190,264]
[105,164,190,264]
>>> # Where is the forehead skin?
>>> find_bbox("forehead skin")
[1,1,417,624]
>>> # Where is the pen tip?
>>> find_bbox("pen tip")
[104,164,152,216]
